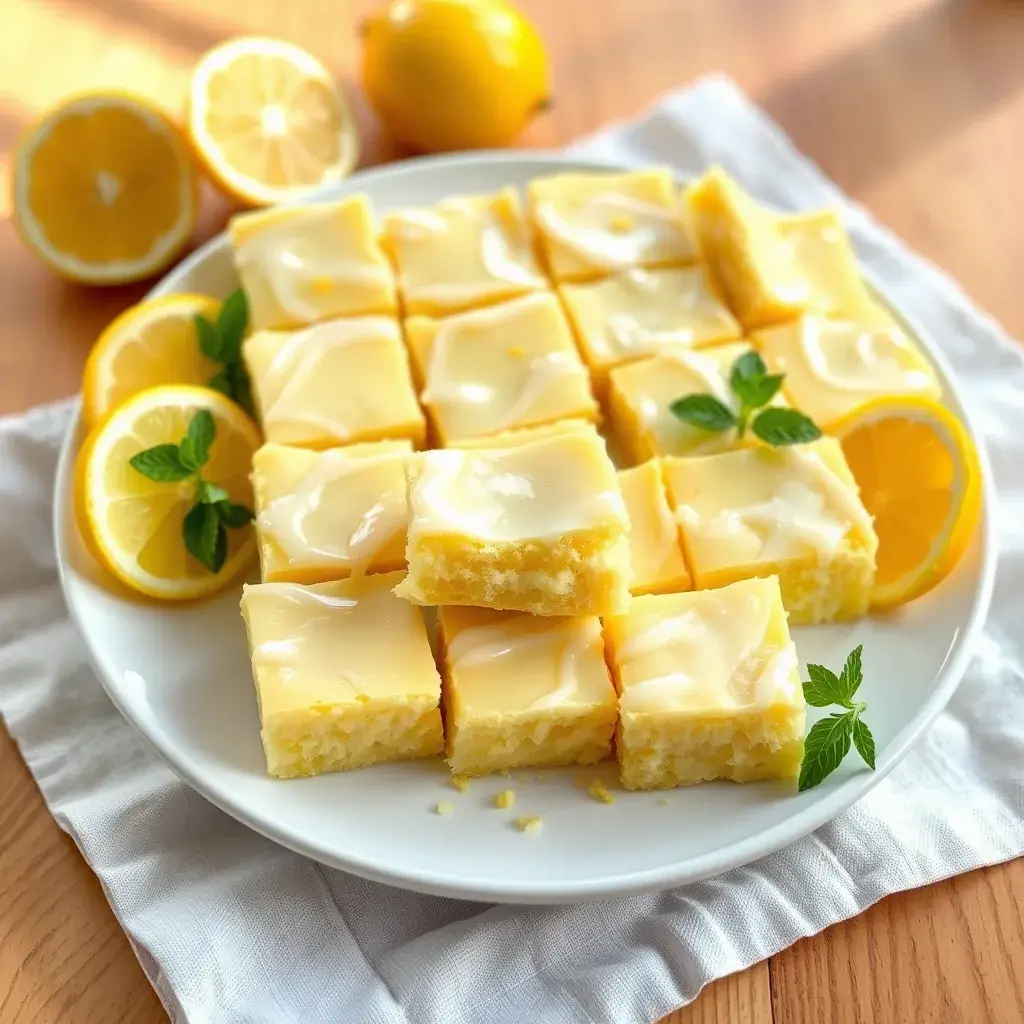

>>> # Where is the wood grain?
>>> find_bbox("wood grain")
[0,1,1022,1021]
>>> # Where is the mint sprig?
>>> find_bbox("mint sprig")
[669,350,821,447]
[798,645,876,791]
[128,409,253,574]
[195,289,253,415]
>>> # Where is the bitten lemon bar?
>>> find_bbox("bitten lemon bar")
[240,573,444,778]
[405,292,598,446]
[559,266,741,388]
[618,460,691,596]
[381,189,547,317]
[528,168,697,282]
[607,341,779,462]
[243,316,425,449]
[439,606,618,776]
[230,196,396,330]
[754,315,941,431]
[604,576,805,790]
[394,425,632,615]
[251,440,413,584]
[686,167,871,329]
[663,438,878,624]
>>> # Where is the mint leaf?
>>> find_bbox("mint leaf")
[227,362,255,417]
[839,644,864,703]
[729,350,767,394]
[129,445,191,482]
[217,501,254,529]
[216,288,248,363]
[751,407,822,446]
[852,717,876,770]
[179,410,216,471]
[803,663,844,707]
[798,713,854,791]
[183,503,226,573]
[197,481,229,505]
[669,394,737,434]
[195,315,222,361]
[735,369,784,410]
[207,368,233,398]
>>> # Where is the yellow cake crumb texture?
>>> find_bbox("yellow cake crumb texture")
[222,169,974,801]
[515,815,543,833]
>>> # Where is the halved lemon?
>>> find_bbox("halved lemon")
[186,36,359,207]
[76,385,261,601]
[831,396,983,609]
[82,293,222,429]
[12,92,198,284]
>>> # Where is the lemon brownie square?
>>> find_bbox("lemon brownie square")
[607,341,779,463]
[528,167,697,283]
[240,573,444,778]
[663,438,878,624]
[686,167,870,329]
[604,576,805,790]
[753,315,941,431]
[230,196,396,331]
[394,425,632,615]
[405,292,598,446]
[243,316,425,449]
[618,460,691,596]
[381,189,547,317]
[251,440,413,584]
[559,266,741,388]
[439,606,618,776]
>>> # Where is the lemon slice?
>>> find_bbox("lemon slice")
[12,92,198,284]
[831,396,983,608]
[76,385,261,601]
[82,293,222,429]
[186,37,359,207]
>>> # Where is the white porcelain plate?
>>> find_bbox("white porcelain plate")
[55,153,996,903]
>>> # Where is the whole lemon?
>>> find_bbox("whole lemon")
[360,0,551,152]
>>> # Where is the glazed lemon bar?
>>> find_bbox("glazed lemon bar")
[618,460,691,596]
[394,424,632,615]
[405,292,598,446]
[607,341,778,462]
[439,606,618,776]
[663,438,878,624]
[240,572,444,778]
[381,189,547,317]
[251,440,413,584]
[528,167,697,282]
[686,167,870,329]
[754,315,941,431]
[243,316,425,450]
[604,576,805,790]
[230,196,396,331]
[559,266,741,388]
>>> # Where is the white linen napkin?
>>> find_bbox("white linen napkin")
[2,76,1023,1024]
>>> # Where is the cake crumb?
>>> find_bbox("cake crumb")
[494,789,516,809]
[587,780,615,805]
[515,815,543,834]
[536,772,550,782]
[435,801,454,816]
[450,776,470,793]
[507,345,526,358]
[354,693,370,704]
[656,798,670,807]
[609,213,633,232]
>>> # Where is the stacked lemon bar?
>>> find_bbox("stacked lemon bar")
[232,167,937,794]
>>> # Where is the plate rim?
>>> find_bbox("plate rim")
[54,149,999,903]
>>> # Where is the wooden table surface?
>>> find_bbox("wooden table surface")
[2,1,1023,1021]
